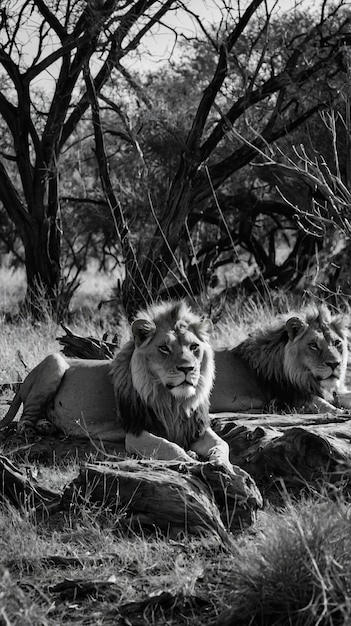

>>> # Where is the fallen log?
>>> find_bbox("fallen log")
[0,455,262,538]
[211,413,351,493]
[49,578,118,601]
[62,459,263,538]
[2,411,351,497]
[0,455,61,514]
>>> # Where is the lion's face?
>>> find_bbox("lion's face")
[284,312,348,396]
[130,301,215,408]
[142,325,207,399]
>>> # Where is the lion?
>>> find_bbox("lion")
[210,305,351,414]
[0,300,230,466]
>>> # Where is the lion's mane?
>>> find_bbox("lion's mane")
[110,300,215,449]
[233,305,348,407]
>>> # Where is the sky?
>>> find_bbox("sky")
[128,0,308,69]
[2,0,311,92]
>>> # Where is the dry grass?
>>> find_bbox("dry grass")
[1,269,351,625]
[0,497,229,625]
[0,265,26,312]
[0,264,126,389]
[2,488,351,625]
[217,497,351,626]
[212,288,324,348]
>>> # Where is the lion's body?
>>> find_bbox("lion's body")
[211,351,267,412]
[211,306,351,414]
[50,359,125,441]
[1,355,125,441]
[0,301,230,466]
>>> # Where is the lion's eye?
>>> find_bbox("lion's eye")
[309,342,319,351]
[158,345,171,355]
[334,339,342,348]
[190,343,200,352]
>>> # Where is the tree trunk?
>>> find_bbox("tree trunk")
[127,163,195,317]
[0,455,61,514]
[0,160,63,318]
[21,218,62,317]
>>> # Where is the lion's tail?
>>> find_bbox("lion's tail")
[0,389,22,429]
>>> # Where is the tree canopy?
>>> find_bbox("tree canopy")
[0,0,351,318]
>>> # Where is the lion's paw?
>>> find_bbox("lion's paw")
[335,391,351,411]
[35,418,55,435]
[186,450,199,460]
[16,420,38,441]
[208,452,232,472]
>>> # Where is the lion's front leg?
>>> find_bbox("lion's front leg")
[125,431,196,462]
[334,391,351,411]
[190,427,231,469]
[306,395,347,414]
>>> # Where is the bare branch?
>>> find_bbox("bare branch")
[193,102,323,203]
[24,33,90,83]
[83,62,143,305]
[60,0,176,148]
[0,160,30,227]
[33,0,68,40]
[0,49,23,93]
[186,0,266,155]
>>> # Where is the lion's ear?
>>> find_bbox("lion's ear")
[200,317,213,336]
[285,316,307,341]
[131,319,157,346]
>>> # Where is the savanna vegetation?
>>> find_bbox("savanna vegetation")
[1,0,351,318]
[2,0,351,624]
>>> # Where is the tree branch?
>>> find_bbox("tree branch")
[33,0,68,40]
[185,0,266,157]
[0,51,37,206]
[0,160,31,228]
[83,63,144,315]
[200,24,349,161]
[60,0,175,148]
[24,33,90,83]
[193,103,323,204]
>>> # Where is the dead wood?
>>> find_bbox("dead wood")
[57,325,118,359]
[119,591,178,617]
[0,454,262,538]
[2,407,351,501]
[43,555,86,568]
[61,459,262,538]
[211,413,351,493]
[0,455,61,514]
[48,578,118,601]
[117,590,211,622]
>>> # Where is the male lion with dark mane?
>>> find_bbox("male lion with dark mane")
[211,305,351,414]
[0,301,230,466]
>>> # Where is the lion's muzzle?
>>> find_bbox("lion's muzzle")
[166,370,200,398]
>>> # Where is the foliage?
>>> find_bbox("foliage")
[1,1,351,318]
[73,1,351,314]
[0,0,185,318]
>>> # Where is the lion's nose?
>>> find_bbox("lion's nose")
[326,360,340,371]
[177,365,194,374]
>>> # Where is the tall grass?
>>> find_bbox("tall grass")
[217,496,351,626]
[0,264,127,391]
